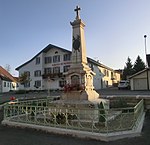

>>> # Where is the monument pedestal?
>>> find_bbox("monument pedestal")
[61,89,99,101]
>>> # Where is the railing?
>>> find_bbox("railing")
[133,99,144,129]
[3,99,144,134]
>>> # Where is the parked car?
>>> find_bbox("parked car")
[118,80,130,90]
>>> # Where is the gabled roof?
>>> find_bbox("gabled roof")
[16,44,71,70]
[129,68,149,79]
[15,43,117,72]
[0,66,17,82]
[87,57,114,71]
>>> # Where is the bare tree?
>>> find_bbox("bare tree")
[4,64,11,73]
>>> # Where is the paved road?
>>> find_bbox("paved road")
[97,87,150,97]
[0,109,150,145]
[1,88,150,104]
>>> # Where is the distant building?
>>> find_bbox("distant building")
[0,66,18,93]
[16,44,120,91]
[129,68,150,90]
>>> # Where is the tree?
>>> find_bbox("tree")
[133,55,146,73]
[19,72,30,86]
[4,64,11,73]
[122,57,134,80]
[18,72,31,97]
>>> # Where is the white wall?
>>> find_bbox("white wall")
[19,53,43,90]
[18,47,72,90]
[2,81,11,92]
[17,47,120,91]
[92,65,103,90]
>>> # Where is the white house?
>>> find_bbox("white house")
[16,44,120,91]
[129,68,150,90]
[0,66,18,93]
[87,58,120,89]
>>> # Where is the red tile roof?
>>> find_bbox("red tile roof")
[0,66,17,82]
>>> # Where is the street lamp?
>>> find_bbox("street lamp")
[144,35,149,90]
[144,35,147,65]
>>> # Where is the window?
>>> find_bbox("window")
[59,80,66,88]
[53,67,60,74]
[104,69,107,76]
[111,72,114,79]
[53,55,60,63]
[45,56,52,64]
[34,80,41,88]
[24,82,30,88]
[4,82,6,87]
[63,54,71,61]
[36,57,40,64]
[12,84,15,88]
[107,71,109,77]
[7,82,9,87]
[34,70,41,77]
[63,65,70,72]
[104,70,109,77]
[44,67,52,74]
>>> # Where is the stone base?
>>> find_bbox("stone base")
[50,96,109,122]
[61,89,99,102]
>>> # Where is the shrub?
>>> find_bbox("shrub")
[98,102,106,123]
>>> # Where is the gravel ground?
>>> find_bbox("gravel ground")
[0,108,150,145]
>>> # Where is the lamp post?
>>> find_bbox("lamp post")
[144,35,149,90]
[144,35,147,65]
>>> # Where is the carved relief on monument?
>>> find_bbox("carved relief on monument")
[72,35,81,63]
[73,35,80,52]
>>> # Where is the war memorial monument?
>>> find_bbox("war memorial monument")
[2,6,145,141]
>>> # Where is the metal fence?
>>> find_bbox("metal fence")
[3,98,144,134]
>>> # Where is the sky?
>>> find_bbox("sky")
[1,0,150,76]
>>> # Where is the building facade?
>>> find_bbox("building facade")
[16,44,120,91]
[0,66,18,93]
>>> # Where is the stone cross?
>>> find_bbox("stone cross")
[74,6,81,19]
